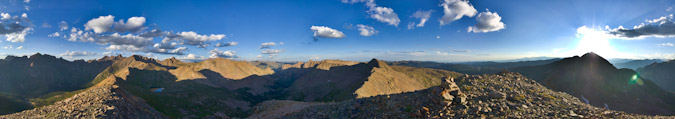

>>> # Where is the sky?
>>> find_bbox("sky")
[1,0,675,62]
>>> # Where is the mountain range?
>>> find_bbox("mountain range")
[0,53,674,118]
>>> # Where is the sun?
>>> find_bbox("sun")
[574,26,622,58]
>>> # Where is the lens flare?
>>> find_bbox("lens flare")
[629,74,644,86]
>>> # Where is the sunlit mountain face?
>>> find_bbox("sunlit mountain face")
[1,0,675,118]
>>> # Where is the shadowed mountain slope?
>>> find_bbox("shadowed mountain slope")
[637,60,675,92]
[511,52,675,115]
[281,59,463,102]
[0,53,116,114]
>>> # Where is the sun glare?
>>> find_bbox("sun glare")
[574,26,622,58]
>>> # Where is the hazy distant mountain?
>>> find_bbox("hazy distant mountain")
[388,58,560,75]
[637,60,675,92]
[614,59,662,70]
[511,53,675,115]
[462,58,561,68]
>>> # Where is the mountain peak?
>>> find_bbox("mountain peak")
[581,52,600,58]
[29,53,57,60]
[366,58,388,68]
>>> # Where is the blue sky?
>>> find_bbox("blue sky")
[1,0,675,62]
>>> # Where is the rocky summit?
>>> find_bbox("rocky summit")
[253,72,672,118]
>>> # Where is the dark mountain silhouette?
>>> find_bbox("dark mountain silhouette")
[511,52,675,115]
[637,60,675,92]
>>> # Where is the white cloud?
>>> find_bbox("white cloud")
[60,51,98,57]
[356,24,377,36]
[113,16,147,33]
[0,13,32,42]
[24,0,30,3]
[84,15,115,33]
[439,0,477,25]
[368,6,400,26]
[411,10,433,28]
[310,26,345,38]
[659,43,674,47]
[4,28,32,42]
[215,41,238,47]
[668,7,673,12]
[436,36,440,39]
[342,0,400,26]
[180,54,206,60]
[209,48,237,58]
[468,10,506,33]
[153,42,178,49]
[15,46,23,50]
[48,32,60,37]
[163,31,226,46]
[59,21,68,31]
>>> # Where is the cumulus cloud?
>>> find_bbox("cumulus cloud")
[60,51,98,57]
[468,10,506,33]
[209,48,237,58]
[342,0,400,26]
[84,15,115,33]
[439,0,477,25]
[0,12,32,42]
[368,6,400,26]
[113,16,147,33]
[215,41,238,47]
[153,42,178,49]
[163,31,226,46]
[608,14,675,39]
[310,26,345,38]
[356,24,377,36]
[59,21,68,31]
[410,10,433,29]
[60,15,236,56]
[24,0,30,3]
[180,54,206,60]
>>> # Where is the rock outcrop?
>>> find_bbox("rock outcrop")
[253,72,673,118]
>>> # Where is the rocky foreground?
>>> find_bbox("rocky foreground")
[0,84,164,118]
[252,72,674,118]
